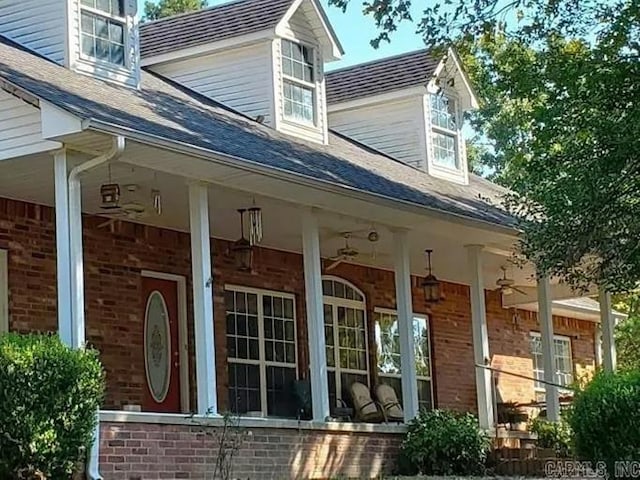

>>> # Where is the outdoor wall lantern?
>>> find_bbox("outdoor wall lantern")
[231,209,253,272]
[421,249,441,304]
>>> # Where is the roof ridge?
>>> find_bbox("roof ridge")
[0,34,58,65]
[326,47,433,75]
[140,0,276,30]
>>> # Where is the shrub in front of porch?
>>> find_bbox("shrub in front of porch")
[569,370,640,479]
[0,333,105,480]
[398,409,491,476]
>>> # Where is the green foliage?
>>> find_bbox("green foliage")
[614,293,640,371]
[143,0,207,21]
[0,333,105,480]
[529,416,572,457]
[398,409,490,476]
[328,0,640,293]
[568,371,640,479]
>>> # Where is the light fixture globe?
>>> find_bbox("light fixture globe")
[232,209,253,272]
[422,249,441,304]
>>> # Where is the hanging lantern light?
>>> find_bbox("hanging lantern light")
[421,249,441,304]
[248,204,263,246]
[100,164,120,209]
[231,209,253,272]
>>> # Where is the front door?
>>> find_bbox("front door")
[142,276,181,413]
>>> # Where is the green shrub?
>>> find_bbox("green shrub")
[529,416,573,457]
[398,409,491,476]
[568,370,640,479]
[0,333,105,479]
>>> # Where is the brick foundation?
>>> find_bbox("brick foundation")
[99,420,403,479]
[0,196,598,412]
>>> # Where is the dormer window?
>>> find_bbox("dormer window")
[430,94,459,169]
[282,40,315,124]
[80,0,126,66]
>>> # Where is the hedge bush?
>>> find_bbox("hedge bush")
[0,333,105,480]
[529,416,573,457]
[398,409,491,476]
[568,370,640,479]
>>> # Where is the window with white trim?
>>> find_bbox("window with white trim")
[322,278,368,409]
[374,309,434,410]
[530,332,573,392]
[225,287,297,417]
[429,94,459,169]
[80,0,126,66]
[281,39,316,124]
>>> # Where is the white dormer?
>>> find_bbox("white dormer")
[0,0,140,88]
[326,49,478,185]
[141,0,343,144]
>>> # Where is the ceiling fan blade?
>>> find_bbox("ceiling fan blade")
[325,258,343,271]
[97,218,118,229]
[513,286,528,296]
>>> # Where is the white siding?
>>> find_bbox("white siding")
[0,91,59,160]
[151,42,275,125]
[0,0,66,63]
[329,97,427,170]
[280,6,317,45]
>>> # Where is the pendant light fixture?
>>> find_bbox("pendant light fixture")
[100,164,120,209]
[421,249,441,304]
[231,209,253,272]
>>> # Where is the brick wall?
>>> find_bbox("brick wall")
[0,196,597,413]
[99,421,402,480]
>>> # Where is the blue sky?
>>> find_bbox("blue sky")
[138,0,427,70]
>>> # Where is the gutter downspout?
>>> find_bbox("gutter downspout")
[67,136,125,480]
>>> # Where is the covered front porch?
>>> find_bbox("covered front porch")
[0,131,618,478]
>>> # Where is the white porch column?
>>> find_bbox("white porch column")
[68,171,86,349]
[53,150,73,346]
[301,209,330,421]
[598,290,617,372]
[537,275,560,421]
[188,182,217,415]
[393,229,419,421]
[466,245,494,429]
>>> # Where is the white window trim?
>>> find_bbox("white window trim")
[0,249,7,334]
[321,277,369,404]
[428,93,462,172]
[225,285,298,417]
[280,38,318,127]
[373,308,434,405]
[78,0,131,70]
[530,332,573,392]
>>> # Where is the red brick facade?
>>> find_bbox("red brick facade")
[0,196,598,412]
[99,420,402,479]
[0,197,598,478]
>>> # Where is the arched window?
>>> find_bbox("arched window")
[322,276,368,409]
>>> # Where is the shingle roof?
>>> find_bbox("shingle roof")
[139,0,293,59]
[0,35,514,229]
[326,49,439,104]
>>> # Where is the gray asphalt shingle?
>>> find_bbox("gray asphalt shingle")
[139,0,293,59]
[0,35,514,228]
[326,49,439,104]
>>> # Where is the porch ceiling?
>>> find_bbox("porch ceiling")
[0,137,531,290]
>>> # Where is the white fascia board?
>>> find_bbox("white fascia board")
[327,86,427,113]
[276,0,343,61]
[428,49,479,111]
[140,29,276,67]
[40,101,84,139]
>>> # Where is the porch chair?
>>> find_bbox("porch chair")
[349,382,385,423]
[375,383,404,423]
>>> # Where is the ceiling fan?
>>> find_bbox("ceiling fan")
[495,266,527,296]
[324,233,359,271]
[96,184,160,229]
